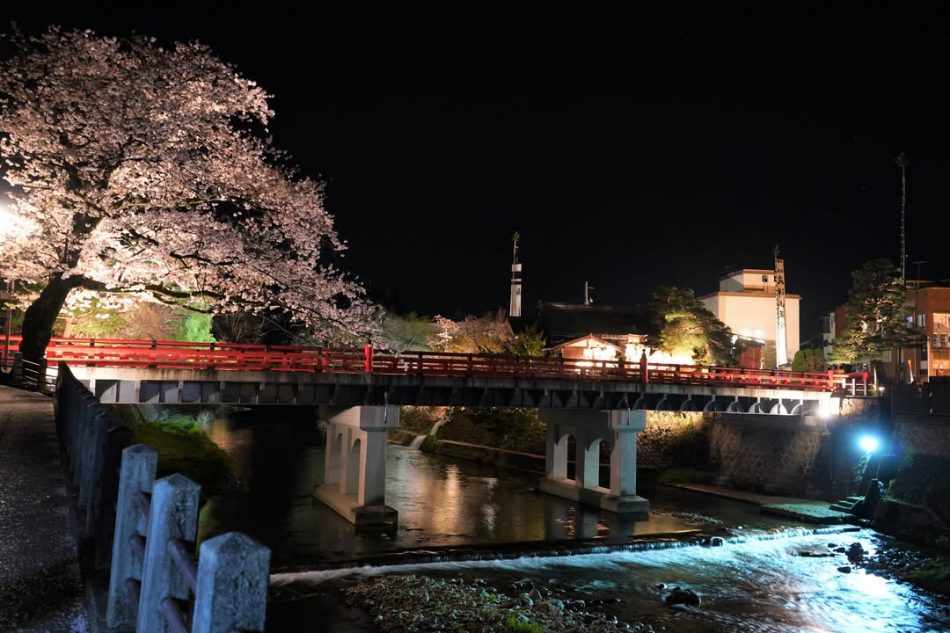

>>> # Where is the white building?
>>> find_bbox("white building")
[700,269,800,362]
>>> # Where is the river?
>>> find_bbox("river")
[194,413,950,632]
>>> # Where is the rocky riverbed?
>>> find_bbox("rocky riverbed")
[797,534,950,594]
[343,574,666,632]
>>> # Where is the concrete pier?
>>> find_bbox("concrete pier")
[538,408,649,518]
[313,405,400,527]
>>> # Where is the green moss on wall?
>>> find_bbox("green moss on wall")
[118,405,236,494]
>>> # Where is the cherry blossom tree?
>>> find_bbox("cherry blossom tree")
[0,28,375,363]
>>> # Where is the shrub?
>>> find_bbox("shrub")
[504,614,544,633]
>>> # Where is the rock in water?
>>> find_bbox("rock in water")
[847,543,866,563]
[838,565,852,573]
[709,536,725,547]
[665,587,701,607]
[798,549,835,557]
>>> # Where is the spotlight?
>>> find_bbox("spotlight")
[858,435,880,454]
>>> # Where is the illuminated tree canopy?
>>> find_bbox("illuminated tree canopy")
[832,258,919,367]
[649,286,733,365]
[0,28,373,361]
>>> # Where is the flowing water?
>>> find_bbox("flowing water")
[195,413,950,632]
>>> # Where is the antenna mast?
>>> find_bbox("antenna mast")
[896,152,909,287]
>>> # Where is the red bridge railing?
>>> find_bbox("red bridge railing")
[0,335,846,392]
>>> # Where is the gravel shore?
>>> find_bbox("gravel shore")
[343,574,664,632]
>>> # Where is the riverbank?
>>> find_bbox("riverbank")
[191,410,950,631]
[269,525,950,633]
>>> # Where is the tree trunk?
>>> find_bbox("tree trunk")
[19,274,83,365]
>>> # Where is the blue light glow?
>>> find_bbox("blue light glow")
[859,435,880,454]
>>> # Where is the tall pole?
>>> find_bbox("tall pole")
[509,232,522,318]
[773,245,788,367]
[895,153,909,382]
[896,153,909,287]
[2,280,12,372]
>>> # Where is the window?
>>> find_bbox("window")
[918,313,926,327]
[935,313,950,335]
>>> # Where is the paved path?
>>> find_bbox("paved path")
[669,482,830,507]
[0,384,88,632]
[669,482,855,523]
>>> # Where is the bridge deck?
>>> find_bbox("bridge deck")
[2,336,864,411]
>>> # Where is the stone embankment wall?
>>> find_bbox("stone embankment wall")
[706,398,882,500]
[396,407,708,477]
[707,414,824,497]
[891,416,950,458]
[635,412,706,470]
[396,400,883,502]
[877,386,950,547]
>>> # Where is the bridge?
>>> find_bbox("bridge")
[6,336,867,527]
[5,335,854,409]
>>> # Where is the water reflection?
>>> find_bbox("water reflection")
[193,414,950,633]
[196,414,716,569]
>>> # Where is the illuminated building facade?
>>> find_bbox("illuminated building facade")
[903,283,950,381]
[700,269,801,364]
[537,303,694,366]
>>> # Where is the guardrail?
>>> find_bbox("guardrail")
[55,364,270,632]
[0,335,846,393]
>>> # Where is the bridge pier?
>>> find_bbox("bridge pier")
[313,405,399,528]
[538,409,649,518]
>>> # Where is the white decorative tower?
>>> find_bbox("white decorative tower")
[774,246,788,367]
[509,232,522,318]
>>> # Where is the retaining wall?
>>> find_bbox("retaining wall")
[705,411,876,500]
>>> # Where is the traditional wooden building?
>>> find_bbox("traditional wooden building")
[536,302,694,366]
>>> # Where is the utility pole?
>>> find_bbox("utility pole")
[774,245,788,368]
[2,279,12,372]
[896,153,909,287]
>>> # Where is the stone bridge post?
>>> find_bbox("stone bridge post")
[539,408,649,518]
[314,405,400,528]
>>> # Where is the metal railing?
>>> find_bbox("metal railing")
[2,335,844,392]
[55,364,270,632]
[6,352,58,392]
[834,371,876,397]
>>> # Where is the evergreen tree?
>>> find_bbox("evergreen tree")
[832,259,919,366]
[650,286,733,365]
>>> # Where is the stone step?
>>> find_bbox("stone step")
[829,503,856,513]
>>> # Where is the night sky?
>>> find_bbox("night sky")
[3,5,950,340]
